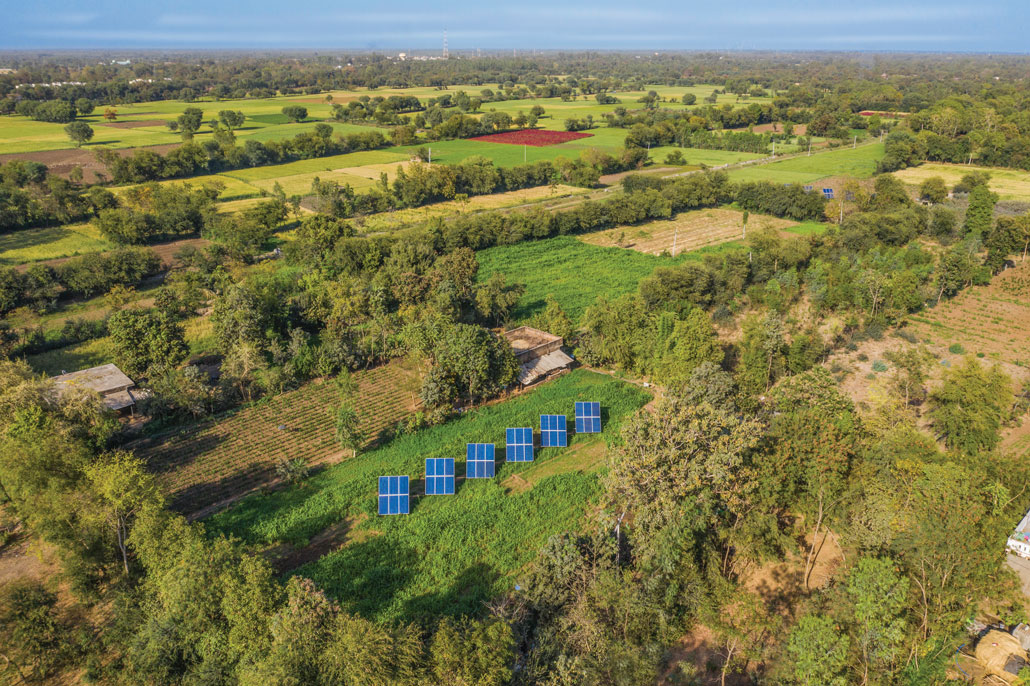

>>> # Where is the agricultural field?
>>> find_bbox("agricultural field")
[206,369,652,620]
[893,162,1030,202]
[476,235,687,322]
[908,257,1030,368]
[578,207,798,256]
[0,222,113,265]
[727,142,885,184]
[135,357,423,517]
[649,145,766,167]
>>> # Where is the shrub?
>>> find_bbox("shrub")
[872,360,888,372]
[948,343,965,354]
[275,457,310,484]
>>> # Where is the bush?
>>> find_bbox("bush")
[948,343,965,354]
[872,360,888,372]
[275,457,310,484]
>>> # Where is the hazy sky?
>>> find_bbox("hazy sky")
[2,0,1025,52]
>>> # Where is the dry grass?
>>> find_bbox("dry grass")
[579,207,797,255]
[893,163,1030,202]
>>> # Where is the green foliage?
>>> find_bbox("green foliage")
[787,614,850,686]
[871,360,888,372]
[281,105,309,123]
[0,581,74,681]
[963,184,998,238]
[107,307,188,378]
[948,342,965,354]
[918,176,948,204]
[930,356,1013,455]
[64,120,94,147]
[207,370,650,619]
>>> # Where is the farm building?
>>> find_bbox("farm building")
[50,363,143,414]
[502,326,574,386]
[1008,508,1030,558]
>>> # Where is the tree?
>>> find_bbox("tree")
[736,312,786,401]
[103,107,118,121]
[0,582,71,682]
[681,93,697,105]
[64,120,94,147]
[429,323,518,401]
[918,176,947,204]
[175,107,204,141]
[787,614,850,686]
[474,272,525,327]
[962,183,997,238]
[606,398,762,535]
[282,105,308,122]
[84,450,163,575]
[430,618,514,686]
[218,109,245,131]
[74,97,94,116]
[929,356,1012,455]
[533,294,574,342]
[843,557,909,683]
[107,307,189,378]
[654,308,723,390]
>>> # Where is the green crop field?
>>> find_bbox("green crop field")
[476,235,689,322]
[0,222,114,265]
[207,369,651,620]
[650,146,766,167]
[727,142,885,184]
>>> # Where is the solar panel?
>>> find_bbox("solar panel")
[425,458,455,495]
[540,414,568,447]
[575,401,601,434]
[378,476,410,515]
[822,188,835,199]
[466,443,495,478]
[506,427,534,462]
[803,185,813,192]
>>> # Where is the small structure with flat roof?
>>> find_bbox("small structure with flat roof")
[51,363,141,413]
[502,326,574,386]
[1009,508,1030,559]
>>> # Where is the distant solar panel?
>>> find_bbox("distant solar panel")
[803,185,813,192]
[822,188,835,199]
[378,476,409,515]
[506,427,534,462]
[575,401,601,434]
[425,458,455,495]
[466,443,495,478]
[540,414,568,447]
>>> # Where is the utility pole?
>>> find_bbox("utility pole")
[853,135,857,149]
[808,139,812,156]
[443,30,448,59]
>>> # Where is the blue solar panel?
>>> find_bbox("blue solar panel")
[425,458,455,495]
[378,475,410,515]
[575,401,601,434]
[540,414,568,447]
[506,427,534,462]
[466,443,495,478]
[803,185,813,192]
[822,188,835,199]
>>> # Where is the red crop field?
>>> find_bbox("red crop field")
[134,358,422,518]
[468,130,594,146]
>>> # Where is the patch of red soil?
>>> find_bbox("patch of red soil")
[468,129,594,147]
[99,119,168,129]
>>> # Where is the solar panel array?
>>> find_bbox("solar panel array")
[377,402,605,514]
[378,476,410,515]
[425,458,455,495]
[540,414,568,447]
[506,427,534,462]
[803,185,813,192]
[822,188,835,200]
[466,443,496,478]
[575,401,601,434]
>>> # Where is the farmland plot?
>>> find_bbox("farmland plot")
[206,370,651,620]
[578,207,797,255]
[908,258,1030,366]
[136,358,423,517]
[893,163,1030,202]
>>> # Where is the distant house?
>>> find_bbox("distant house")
[1008,508,1030,558]
[502,326,574,387]
[51,363,142,415]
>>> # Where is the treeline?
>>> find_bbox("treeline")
[0,160,117,232]
[97,127,388,184]
[881,127,1030,172]
[0,246,162,315]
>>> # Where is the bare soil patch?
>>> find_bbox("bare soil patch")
[100,119,168,129]
[579,207,796,256]
[0,143,180,183]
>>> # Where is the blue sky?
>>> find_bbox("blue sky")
[1,0,1025,52]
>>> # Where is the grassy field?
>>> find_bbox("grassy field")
[727,143,885,184]
[206,369,651,620]
[893,162,1030,202]
[476,235,690,322]
[26,336,116,376]
[649,146,766,167]
[0,222,114,265]
[578,207,797,256]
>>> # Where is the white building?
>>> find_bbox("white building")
[1008,508,1030,558]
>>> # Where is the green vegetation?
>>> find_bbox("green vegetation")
[476,236,685,322]
[208,370,651,618]
[728,143,885,184]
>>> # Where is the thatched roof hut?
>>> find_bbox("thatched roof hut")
[976,630,1028,683]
